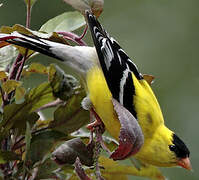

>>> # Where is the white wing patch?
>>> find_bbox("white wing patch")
[119,65,130,105]
[101,39,114,70]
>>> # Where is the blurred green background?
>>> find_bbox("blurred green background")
[0,0,198,179]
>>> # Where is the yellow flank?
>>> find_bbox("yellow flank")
[132,74,164,137]
[87,66,121,140]
[87,66,175,166]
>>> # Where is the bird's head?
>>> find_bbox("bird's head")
[169,133,191,170]
[135,126,191,170]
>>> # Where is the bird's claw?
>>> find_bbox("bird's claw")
[87,107,105,134]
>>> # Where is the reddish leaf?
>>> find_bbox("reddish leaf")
[110,99,144,160]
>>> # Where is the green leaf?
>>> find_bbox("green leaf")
[49,89,89,133]
[23,122,32,176]
[25,122,32,158]
[15,86,26,104]
[23,63,48,77]
[24,0,38,7]
[29,130,67,164]
[27,81,56,112]
[0,71,8,80]
[99,156,165,180]
[0,45,18,71]
[1,103,39,136]
[35,158,58,179]
[0,150,20,164]
[2,80,21,94]
[1,24,31,35]
[0,82,55,137]
[40,11,86,33]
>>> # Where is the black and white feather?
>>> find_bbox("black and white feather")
[86,11,143,118]
[0,32,98,77]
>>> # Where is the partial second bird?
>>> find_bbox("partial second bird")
[0,11,191,170]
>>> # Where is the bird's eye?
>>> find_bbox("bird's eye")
[169,145,176,151]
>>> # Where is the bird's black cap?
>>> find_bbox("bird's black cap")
[169,134,190,158]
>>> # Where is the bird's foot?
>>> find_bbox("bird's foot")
[86,107,105,134]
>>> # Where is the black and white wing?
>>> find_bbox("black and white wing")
[86,11,143,118]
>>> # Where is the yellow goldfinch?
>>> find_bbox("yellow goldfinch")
[0,11,191,170]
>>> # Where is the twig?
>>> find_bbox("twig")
[8,0,32,81]
[12,127,49,151]
[2,0,32,105]
[26,0,32,29]
[99,136,111,156]
[15,49,28,81]
[8,54,23,80]
[87,108,106,180]
[35,98,64,112]
[74,157,92,180]
[94,128,105,180]
[15,0,32,81]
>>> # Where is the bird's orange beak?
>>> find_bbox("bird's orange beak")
[177,157,192,170]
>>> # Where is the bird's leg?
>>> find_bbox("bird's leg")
[82,96,104,132]
[87,108,112,155]
[82,96,110,155]
[86,107,105,134]
[86,108,110,180]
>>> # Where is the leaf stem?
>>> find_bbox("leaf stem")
[76,25,88,41]
[26,0,32,29]
[57,28,87,46]
[35,98,64,112]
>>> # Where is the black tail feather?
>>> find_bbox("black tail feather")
[6,34,62,61]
